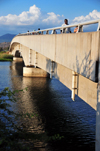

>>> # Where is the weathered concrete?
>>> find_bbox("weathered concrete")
[13,57,23,62]
[23,67,50,78]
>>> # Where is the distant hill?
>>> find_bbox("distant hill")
[0,34,16,43]
[0,42,10,49]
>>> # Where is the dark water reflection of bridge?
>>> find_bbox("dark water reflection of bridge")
[0,61,96,151]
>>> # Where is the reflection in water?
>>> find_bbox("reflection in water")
[0,61,96,151]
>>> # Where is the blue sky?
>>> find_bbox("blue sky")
[0,0,100,35]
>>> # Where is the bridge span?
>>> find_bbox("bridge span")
[10,19,100,151]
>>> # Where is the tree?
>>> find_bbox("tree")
[0,47,3,51]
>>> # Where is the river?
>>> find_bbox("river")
[0,61,96,151]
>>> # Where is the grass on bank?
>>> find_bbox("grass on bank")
[0,51,13,61]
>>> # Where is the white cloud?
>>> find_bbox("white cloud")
[0,5,64,26]
[43,12,62,25]
[0,5,99,35]
[72,10,100,24]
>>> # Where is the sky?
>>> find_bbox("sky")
[0,0,100,35]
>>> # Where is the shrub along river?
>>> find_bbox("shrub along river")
[0,61,96,151]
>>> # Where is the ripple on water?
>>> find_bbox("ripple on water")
[0,62,96,151]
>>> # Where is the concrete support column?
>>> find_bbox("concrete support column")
[23,67,49,78]
[34,52,38,68]
[71,71,78,101]
[50,61,54,79]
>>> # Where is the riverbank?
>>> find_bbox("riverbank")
[0,51,13,61]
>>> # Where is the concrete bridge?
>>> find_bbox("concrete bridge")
[9,19,100,151]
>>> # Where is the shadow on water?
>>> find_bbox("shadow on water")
[8,61,96,151]
[30,79,96,151]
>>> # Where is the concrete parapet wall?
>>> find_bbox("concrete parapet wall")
[10,31,100,82]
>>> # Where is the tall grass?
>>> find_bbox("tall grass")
[0,51,13,61]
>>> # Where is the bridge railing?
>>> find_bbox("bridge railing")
[18,19,100,36]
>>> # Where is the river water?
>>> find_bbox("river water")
[0,61,96,151]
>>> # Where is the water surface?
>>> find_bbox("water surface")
[0,61,96,151]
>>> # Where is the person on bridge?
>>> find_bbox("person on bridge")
[27,30,30,35]
[61,19,71,33]
[74,26,78,33]
[38,28,41,35]
[32,30,36,35]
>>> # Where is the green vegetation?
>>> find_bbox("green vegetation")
[0,51,13,61]
[0,47,3,51]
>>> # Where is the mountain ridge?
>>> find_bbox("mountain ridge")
[0,33,16,43]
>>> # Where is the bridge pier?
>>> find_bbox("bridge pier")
[13,57,23,62]
[13,49,23,62]
[23,67,50,78]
